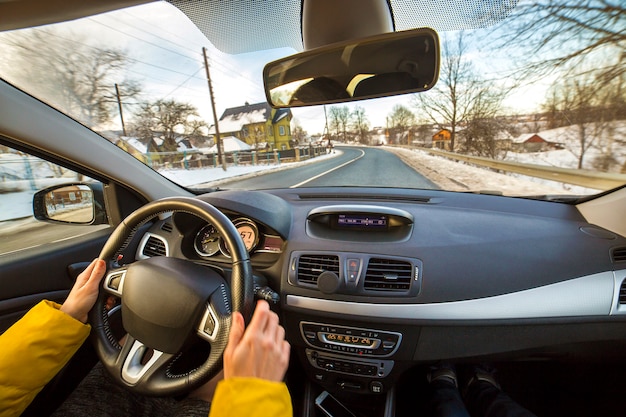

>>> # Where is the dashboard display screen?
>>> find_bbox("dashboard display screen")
[321,332,379,348]
[335,214,387,229]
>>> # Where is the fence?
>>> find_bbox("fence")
[143,146,328,170]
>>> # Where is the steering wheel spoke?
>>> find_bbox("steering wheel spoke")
[119,335,173,385]
[197,303,221,342]
[197,286,233,344]
[102,267,128,297]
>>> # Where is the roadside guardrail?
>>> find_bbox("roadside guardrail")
[405,147,626,191]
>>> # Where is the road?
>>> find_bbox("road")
[215,146,438,189]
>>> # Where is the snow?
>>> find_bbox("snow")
[509,121,626,172]
[386,120,626,196]
[384,147,569,195]
[202,136,252,154]
[159,164,280,187]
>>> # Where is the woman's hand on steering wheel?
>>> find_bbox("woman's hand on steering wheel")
[60,258,107,323]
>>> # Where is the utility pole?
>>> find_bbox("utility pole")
[202,47,227,171]
[323,105,330,146]
[114,83,127,136]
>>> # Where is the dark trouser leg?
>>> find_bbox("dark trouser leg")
[52,362,211,417]
[428,380,471,417]
[465,381,538,417]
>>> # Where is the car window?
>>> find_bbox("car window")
[0,1,623,199]
[0,145,109,256]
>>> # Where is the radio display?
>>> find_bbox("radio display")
[321,332,380,348]
[335,214,388,229]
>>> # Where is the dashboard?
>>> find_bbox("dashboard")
[132,186,626,395]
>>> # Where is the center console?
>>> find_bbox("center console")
[292,318,413,399]
[300,321,401,393]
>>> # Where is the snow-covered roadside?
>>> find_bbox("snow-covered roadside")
[383,146,595,196]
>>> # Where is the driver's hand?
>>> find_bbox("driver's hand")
[223,300,290,382]
[60,258,106,323]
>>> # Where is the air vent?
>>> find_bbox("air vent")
[297,255,340,285]
[612,247,626,263]
[161,222,173,233]
[619,280,626,305]
[142,235,167,257]
[364,258,412,292]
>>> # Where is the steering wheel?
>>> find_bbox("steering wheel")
[88,197,254,396]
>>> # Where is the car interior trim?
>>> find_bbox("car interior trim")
[121,339,165,385]
[610,269,626,315]
[287,271,615,320]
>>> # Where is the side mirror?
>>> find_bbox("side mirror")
[33,182,107,225]
[263,28,439,107]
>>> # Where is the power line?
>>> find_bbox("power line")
[38,25,261,97]
[119,9,206,55]
[163,66,204,98]
[86,17,199,63]
[93,12,266,95]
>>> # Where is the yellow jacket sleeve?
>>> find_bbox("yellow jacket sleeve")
[209,378,292,417]
[0,300,90,417]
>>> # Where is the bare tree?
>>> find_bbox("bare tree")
[497,0,626,85]
[496,0,625,168]
[413,33,490,151]
[133,100,206,152]
[0,28,141,127]
[461,84,509,159]
[414,32,510,155]
[291,119,308,145]
[388,104,415,144]
[328,105,350,141]
[543,70,617,169]
[351,106,370,144]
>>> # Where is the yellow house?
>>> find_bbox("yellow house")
[211,102,293,150]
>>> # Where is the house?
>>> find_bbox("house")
[513,134,562,152]
[210,102,293,150]
[115,135,200,167]
[432,128,452,150]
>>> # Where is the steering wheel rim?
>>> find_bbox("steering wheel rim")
[89,197,254,396]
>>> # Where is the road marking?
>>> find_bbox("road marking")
[290,149,366,188]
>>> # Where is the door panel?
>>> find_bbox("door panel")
[0,230,111,333]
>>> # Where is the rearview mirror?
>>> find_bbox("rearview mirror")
[263,28,439,108]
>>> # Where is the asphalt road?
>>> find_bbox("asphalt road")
[215,146,438,189]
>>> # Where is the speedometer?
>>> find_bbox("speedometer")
[194,224,221,257]
[220,218,259,256]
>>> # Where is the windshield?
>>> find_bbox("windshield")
[0,0,624,198]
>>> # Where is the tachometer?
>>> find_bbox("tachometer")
[194,223,221,256]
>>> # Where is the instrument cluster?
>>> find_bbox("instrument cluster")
[193,217,283,257]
